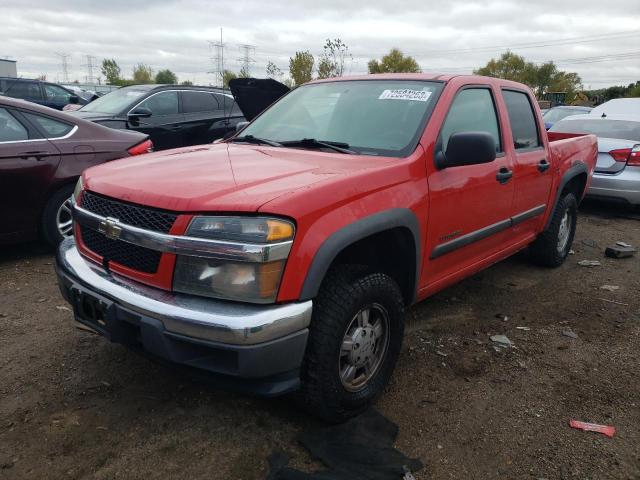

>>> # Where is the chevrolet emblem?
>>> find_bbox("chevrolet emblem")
[98,217,122,240]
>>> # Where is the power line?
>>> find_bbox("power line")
[82,54,97,84]
[55,52,71,83]
[237,44,256,76]
[208,28,225,88]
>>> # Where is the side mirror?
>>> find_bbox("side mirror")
[235,121,250,132]
[69,94,80,104]
[128,107,153,119]
[436,131,496,170]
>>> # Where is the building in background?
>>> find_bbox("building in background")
[0,59,17,78]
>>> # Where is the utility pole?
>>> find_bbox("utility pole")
[208,28,225,87]
[55,52,71,83]
[237,44,256,77]
[82,54,97,84]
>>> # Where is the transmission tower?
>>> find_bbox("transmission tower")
[55,52,71,83]
[208,28,225,87]
[237,44,256,77]
[82,54,97,84]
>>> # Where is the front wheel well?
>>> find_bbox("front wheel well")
[324,227,417,306]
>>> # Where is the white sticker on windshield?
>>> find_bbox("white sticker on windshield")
[378,89,432,102]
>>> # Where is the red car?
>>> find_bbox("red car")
[0,96,152,247]
[56,74,597,421]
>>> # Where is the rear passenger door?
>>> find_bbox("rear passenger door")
[501,89,553,237]
[180,90,225,145]
[0,107,62,240]
[128,91,184,150]
[425,86,516,285]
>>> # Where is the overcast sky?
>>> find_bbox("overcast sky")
[3,0,639,89]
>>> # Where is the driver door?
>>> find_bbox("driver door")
[128,91,185,150]
[423,86,516,287]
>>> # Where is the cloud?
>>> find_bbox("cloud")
[3,0,639,88]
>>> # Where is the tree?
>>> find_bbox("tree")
[368,48,421,74]
[36,74,47,81]
[155,69,177,84]
[289,51,314,86]
[101,58,121,85]
[181,80,193,86]
[238,65,251,78]
[627,82,640,98]
[132,63,154,84]
[317,38,351,78]
[474,52,581,101]
[223,70,237,88]
[266,61,282,79]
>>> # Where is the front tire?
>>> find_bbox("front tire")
[529,193,578,267]
[298,267,405,423]
[42,184,75,247]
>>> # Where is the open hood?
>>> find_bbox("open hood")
[228,78,290,121]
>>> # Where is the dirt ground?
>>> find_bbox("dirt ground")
[1,202,639,480]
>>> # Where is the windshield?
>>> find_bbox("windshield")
[79,87,147,114]
[543,107,590,123]
[551,118,640,142]
[238,80,442,156]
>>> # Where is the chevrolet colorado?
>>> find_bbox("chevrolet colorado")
[56,74,597,422]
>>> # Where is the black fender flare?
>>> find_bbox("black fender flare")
[545,161,588,230]
[299,208,421,303]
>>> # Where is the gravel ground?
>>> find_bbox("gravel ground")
[1,202,639,479]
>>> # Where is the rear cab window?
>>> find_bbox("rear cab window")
[181,91,219,113]
[22,112,74,138]
[0,108,29,142]
[502,90,541,150]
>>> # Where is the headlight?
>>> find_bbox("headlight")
[73,176,84,203]
[173,216,294,303]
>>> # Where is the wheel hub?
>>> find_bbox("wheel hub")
[348,326,377,367]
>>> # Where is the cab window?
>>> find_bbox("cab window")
[137,91,179,116]
[441,88,501,152]
[503,90,541,150]
[44,84,73,103]
[23,112,74,138]
[0,108,29,142]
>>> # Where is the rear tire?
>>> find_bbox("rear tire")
[529,193,577,267]
[297,266,405,423]
[42,184,75,248]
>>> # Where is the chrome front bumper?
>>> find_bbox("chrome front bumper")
[55,237,312,346]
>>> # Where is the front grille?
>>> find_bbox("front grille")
[79,191,177,274]
[81,191,177,233]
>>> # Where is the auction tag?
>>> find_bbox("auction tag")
[378,89,432,102]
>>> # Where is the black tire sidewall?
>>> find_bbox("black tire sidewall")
[552,193,578,262]
[41,184,75,247]
[301,270,405,419]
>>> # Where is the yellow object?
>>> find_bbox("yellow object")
[266,219,294,241]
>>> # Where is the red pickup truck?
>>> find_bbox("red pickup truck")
[56,74,597,422]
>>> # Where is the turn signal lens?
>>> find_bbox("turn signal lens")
[128,139,154,156]
[609,148,631,162]
[266,219,294,242]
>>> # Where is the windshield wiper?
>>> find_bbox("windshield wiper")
[231,135,282,147]
[281,138,356,154]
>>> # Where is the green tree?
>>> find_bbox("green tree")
[132,63,154,84]
[223,70,237,88]
[627,82,640,97]
[289,51,314,86]
[367,48,421,74]
[266,61,282,79]
[317,38,351,78]
[101,58,121,85]
[238,65,251,78]
[181,80,193,86]
[474,51,581,100]
[155,69,177,84]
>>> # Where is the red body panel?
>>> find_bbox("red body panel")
[78,74,597,304]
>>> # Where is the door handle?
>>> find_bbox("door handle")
[537,159,550,173]
[496,167,513,184]
[19,151,50,161]
[167,125,183,132]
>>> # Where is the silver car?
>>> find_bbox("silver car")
[550,114,640,205]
